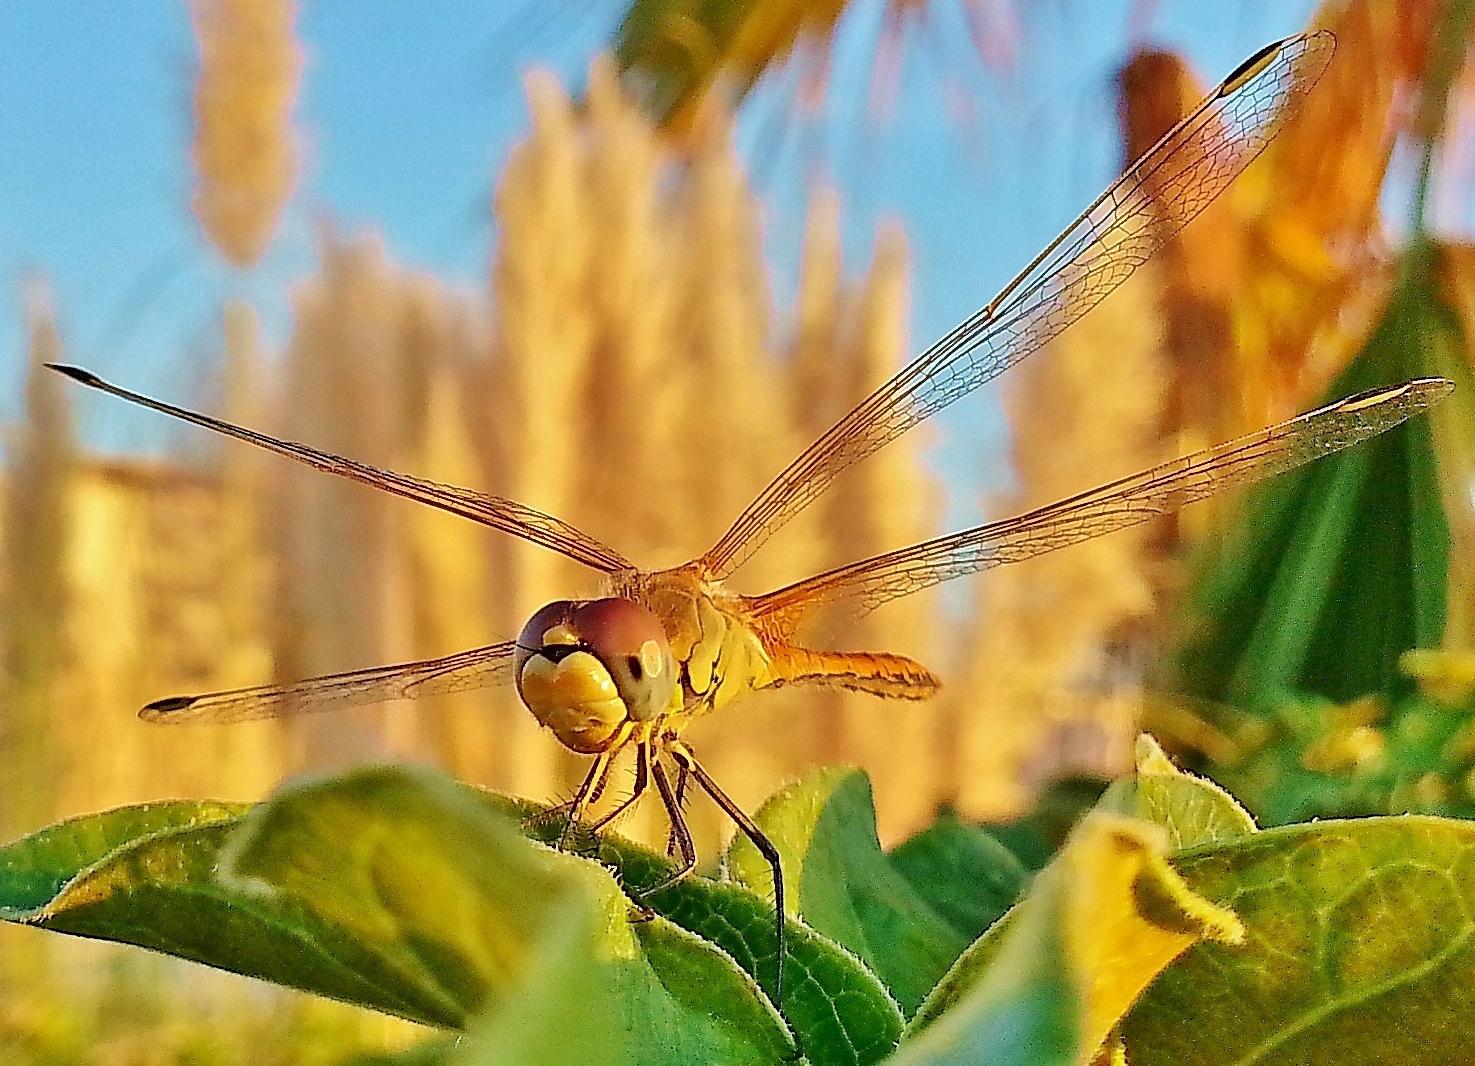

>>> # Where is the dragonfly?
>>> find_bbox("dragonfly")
[51,30,1445,1010]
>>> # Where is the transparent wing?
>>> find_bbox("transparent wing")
[701,31,1335,579]
[139,641,520,724]
[47,364,634,574]
[749,379,1451,624]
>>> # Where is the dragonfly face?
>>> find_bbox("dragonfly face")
[514,598,677,752]
[53,31,1443,1013]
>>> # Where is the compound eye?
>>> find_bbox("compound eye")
[625,640,666,682]
[515,601,578,667]
[639,638,666,678]
[574,599,676,722]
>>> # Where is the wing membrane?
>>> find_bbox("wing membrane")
[701,31,1335,578]
[139,641,520,723]
[750,378,1452,623]
[47,364,634,574]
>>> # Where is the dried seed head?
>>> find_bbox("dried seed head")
[190,0,302,268]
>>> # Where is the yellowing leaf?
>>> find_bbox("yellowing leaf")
[1063,814,1243,1061]
[904,811,1242,1065]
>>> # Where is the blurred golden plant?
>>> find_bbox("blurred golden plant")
[0,936,426,1066]
[189,0,301,268]
[1,294,72,839]
[953,268,1165,816]
[1086,4,1475,777]
[271,228,461,777]
[1225,0,1444,409]
[767,188,940,833]
[0,292,72,983]
[1119,0,1459,445]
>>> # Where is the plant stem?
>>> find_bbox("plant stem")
[1411,0,1475,235]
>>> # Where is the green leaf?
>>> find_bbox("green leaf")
[1124,814,1475,1064]
[887,808,1028,943]
[340,1037,458,1066]
[888,878,1078,1066]
[1098,735,1256,850]
[453,916,788,1066]
[726,767,970,1016]
[640,869,903,1066]
[978,776,1112,871]
[611,0,845,129]
[0,766,796,1065]
[0,799,248,916]
[1175,251,1456,712]
[496,790,905,1066]
[900,813,1239,1065]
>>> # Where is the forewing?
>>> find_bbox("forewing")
[47,364,634,574]
[139,642,520,724]
[749,379,1452,624]
[701,32,1335,579]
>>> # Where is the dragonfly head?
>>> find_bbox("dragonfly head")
[515,598,677,752]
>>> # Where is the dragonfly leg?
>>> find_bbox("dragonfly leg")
[670,741,786,1011]
[585,755,618,808]
[555,746,616,854]
[628,748,699,899]
[636,754,698,896]
[664,761,690,857]
[590,742,650,832]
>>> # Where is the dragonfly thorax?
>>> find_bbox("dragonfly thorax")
[514,598,678,753]
[614,566,777,718]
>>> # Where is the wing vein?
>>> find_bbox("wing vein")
[749,378,1451,623]
[46,364,634,574]
[139,642,521,723]
[700,31,1334,579]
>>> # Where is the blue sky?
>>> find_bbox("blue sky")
[0,0,1318,492]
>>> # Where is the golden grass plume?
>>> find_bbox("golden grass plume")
[953,269,1166,818]
[189,0,301,268]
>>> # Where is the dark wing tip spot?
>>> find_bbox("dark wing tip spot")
[45,363,103,387]
[140,695,199,721]
[1219,38,1284,97]
[627,655,644,681]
